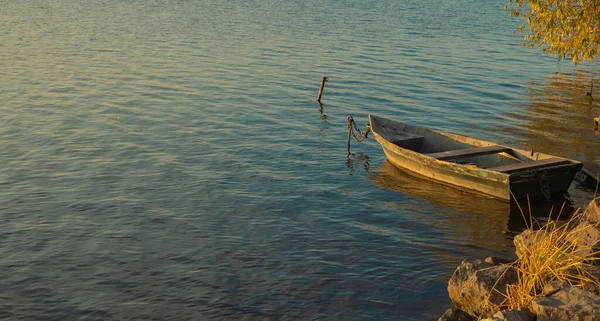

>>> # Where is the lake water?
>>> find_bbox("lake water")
[2,1,599,320]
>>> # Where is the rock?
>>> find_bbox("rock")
[541,280,563,296]
[491,308,535,321]
[447,259,518,317]
[558,265,600,297]
[485,256,513,265]
[479,308,535,321]
[584,265,600,296]
[531,281,600,321]
[438,307,476,321]
[514,230,534,260]
[567,219,600,258]
[584,198,600,225]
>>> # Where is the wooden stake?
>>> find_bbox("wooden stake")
[347,116,352,155]
[317,77,328,102]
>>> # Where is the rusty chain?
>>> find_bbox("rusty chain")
[347,116,371,142]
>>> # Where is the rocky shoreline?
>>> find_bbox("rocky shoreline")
[438,198,600,321]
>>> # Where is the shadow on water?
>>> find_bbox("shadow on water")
[369,161,578,234]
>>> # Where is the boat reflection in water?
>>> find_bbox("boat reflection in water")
[369,161,578,237]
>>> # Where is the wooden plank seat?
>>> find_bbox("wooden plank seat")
[487,158,570,174]
[426,145,512,161]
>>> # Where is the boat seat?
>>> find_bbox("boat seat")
[487,158,570,174]
[426,145,512,161]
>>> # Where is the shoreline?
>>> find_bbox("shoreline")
[438,198,600,321]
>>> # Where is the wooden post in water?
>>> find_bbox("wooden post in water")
[317,77,328,102]
[347,116,352,155]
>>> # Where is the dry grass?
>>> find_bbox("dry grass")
[501,198,600,310]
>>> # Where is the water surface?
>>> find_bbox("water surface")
[2,1,599,320]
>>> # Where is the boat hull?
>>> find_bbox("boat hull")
[508,165,581,200]
[369,115,583,201]
[376,132,511,200]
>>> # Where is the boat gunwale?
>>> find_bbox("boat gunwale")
[368,114,582,200]
[370,130,509,180]
[368,114,582,175]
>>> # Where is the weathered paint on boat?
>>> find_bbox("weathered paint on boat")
[369,114,583,201]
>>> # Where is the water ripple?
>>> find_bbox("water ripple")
[1,0,597,320]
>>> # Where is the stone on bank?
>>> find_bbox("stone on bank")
[447,259,517,317]
[439,198,600,321]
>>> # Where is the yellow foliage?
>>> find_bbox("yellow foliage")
[506,0,600,64]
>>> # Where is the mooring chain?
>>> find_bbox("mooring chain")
[346,115,371,155]
[347,116,371,142]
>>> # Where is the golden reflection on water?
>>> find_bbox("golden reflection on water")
[497,70,600,204]
[368,161,580,268]
[501,70,599,160]
[369,161,576,234]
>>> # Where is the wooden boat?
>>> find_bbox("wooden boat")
[369,114,583,201]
